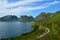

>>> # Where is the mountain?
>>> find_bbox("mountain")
[31,11,60,40]
[0,15,18,21]
[34,12,54,24]
[19,15,34,22]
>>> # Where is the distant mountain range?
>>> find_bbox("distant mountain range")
[0,15,34,22]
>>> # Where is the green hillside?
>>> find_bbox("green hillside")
[35,12,54,24]
[43,11,60,40]
[48,13,60,23]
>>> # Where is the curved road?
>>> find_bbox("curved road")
[37,28,50,38]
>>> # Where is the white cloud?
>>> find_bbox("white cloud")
[0,0,43,9]
[0,0,59,17]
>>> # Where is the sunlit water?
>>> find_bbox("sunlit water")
[0,22,32,38]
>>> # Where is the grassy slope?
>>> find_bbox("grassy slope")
[48,13,60,23]
[43,13,60,40]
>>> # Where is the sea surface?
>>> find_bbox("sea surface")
[0,22,32,38]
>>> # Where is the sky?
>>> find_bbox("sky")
[0,0,60,18]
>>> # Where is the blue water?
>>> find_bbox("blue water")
[0,22,32,38]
